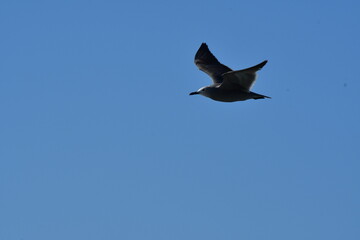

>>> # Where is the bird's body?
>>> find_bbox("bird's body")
[192,84,268,102]
[190,43,270,102]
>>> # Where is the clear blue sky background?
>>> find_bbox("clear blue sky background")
[1,0,359,239]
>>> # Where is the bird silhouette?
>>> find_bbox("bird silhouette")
[190,43,270,102]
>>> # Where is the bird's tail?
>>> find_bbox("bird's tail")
[252,93,271,100]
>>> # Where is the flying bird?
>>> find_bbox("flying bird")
[190,43,270,102]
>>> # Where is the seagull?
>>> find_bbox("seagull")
[190,43,270,102]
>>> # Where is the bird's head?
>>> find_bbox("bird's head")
[189,86,209,97]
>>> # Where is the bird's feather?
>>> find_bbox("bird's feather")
[194,43,232,83]
[220,60,268,91]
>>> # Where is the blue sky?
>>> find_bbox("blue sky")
[1,0,359,239]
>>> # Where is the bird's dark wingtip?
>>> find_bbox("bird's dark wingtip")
[198,42,209,51]
[195,43,209,61]
[259,60,268,68]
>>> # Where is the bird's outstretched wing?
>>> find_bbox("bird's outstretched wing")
[194,43,232,83]
[220,60,268,91]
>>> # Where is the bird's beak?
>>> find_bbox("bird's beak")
[189,91,199,95]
